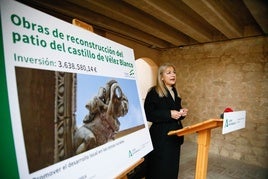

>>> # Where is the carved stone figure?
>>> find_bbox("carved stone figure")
[73,80,128,154]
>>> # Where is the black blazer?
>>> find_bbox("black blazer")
[144,87,184,123]
[144,86,184,144]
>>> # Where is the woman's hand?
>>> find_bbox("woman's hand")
[171,108,188,120]
[171,110,182,120]
[180,108,188,117]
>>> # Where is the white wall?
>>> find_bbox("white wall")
[135,58,158,105]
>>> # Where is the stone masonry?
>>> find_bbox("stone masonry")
[159,36,268,168]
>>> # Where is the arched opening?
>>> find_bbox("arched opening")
[135,58,158,105]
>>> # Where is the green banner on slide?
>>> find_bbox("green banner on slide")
[0,16,19,179]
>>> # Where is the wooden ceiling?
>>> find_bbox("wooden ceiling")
[18,0,268,50]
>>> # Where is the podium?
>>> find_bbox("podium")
[168,119,223,179]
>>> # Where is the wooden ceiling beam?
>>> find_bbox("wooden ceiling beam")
[16,0,266,49]
[124,0,213,43]
[19,0,172,49]
[182,0,243,38]
[69,0,191,46]
[243,0,268,34]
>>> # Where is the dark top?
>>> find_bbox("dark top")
[144,86,184,179]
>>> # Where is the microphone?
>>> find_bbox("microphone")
[220,107,233,119]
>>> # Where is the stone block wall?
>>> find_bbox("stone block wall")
[159,36,268,168]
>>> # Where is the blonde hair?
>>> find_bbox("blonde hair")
[155,63,176,97]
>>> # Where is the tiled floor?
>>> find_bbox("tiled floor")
[178,141,268,179]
